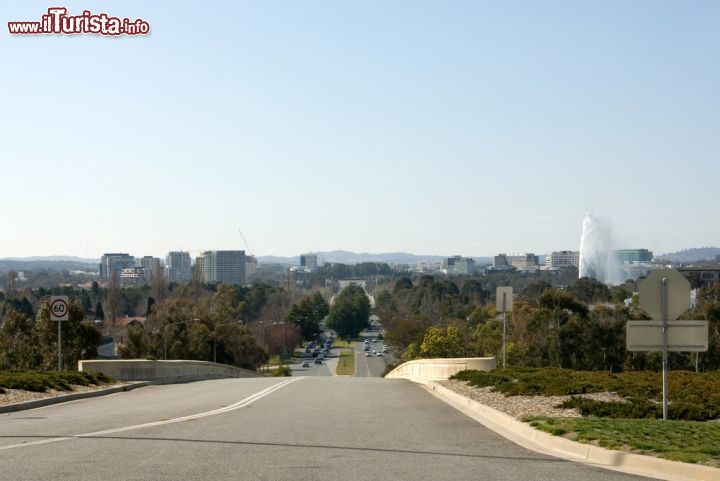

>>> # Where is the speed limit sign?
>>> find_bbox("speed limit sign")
[50,296,69,321]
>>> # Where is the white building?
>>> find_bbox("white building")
[545,251,580,268]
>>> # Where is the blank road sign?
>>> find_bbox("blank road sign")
[638,269,690,321]
[626,320,708,352]
[496,287,513,313]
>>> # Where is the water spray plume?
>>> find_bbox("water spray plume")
[578,213,622,285]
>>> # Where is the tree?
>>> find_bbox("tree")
[327,285,370,339]
[0,308,40,369]
[284,292,328,340]
[35,299,101,370]
[418,326,466,358]
[95,301,105,320]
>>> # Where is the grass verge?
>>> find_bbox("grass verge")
[331,340,355,349]
[335,349,355,376]
[0,370,115,393]
[451,367,720,421]
[528,416,720,466]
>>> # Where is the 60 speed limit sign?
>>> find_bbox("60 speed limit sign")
[50,296,69,321]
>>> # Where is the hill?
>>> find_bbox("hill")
[656,247,720,264]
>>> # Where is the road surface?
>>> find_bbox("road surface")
[0,376,652,481]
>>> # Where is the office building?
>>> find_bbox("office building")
[443,255,476,275]
[545,251,580,268]
[678,265,720,288]
[493,254,508,267]
[300,254,318,272]
[99,253,134,280]
[245,255,257,282]
[506,253,540,270]
[136,256,162,279]
[199,250,246,285]
[615,249,653,263]
[416,260,443,273]
[165,251,192,282]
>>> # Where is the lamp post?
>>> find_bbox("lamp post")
[163,318,198,360]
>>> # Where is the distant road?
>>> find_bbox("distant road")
[353,340,387,377]
[0,377,651,481]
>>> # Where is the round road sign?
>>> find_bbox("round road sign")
[50,296,69,321]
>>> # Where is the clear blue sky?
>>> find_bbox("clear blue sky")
[2,1,718,259]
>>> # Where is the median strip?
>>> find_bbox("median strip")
[335,349,355,376]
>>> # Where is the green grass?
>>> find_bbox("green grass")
[335,349,355,376]
[0,370,114,393]
[451,367,720,421]
[528,417,720,466]
[331,340,355,349]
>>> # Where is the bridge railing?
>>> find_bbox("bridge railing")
[79,359,261,384]
[384,357,495,384]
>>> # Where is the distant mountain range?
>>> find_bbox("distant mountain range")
[0,257,99,273]
[656,247,720,264]
[257,250,494,266]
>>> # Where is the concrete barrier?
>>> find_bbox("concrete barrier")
[79,360,261,384]
[384,357,495,383]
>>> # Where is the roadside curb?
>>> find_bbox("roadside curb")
[0,382,150,414]
[420,380,720,481]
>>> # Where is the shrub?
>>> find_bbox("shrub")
[271,365,292,377]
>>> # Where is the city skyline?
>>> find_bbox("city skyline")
[2,1,718,258]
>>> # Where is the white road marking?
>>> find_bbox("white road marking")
[0,377,300,452]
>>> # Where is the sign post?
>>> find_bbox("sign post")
[632,269,706,420]
[496,287,513,369]
[50,296,69,371]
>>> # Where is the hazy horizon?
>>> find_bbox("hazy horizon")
[2,1,718,259]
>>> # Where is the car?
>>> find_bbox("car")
[314,358,322,364]
[365,352,371,357]
[376,351,383,356]
[301,361,310,367]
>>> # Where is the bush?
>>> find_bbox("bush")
[271,365,292,377]
[0,370,114,392]
[451,367,720,421]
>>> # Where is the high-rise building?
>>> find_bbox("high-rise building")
[245,255,257,282]
[443,255,476,275]
[493,254,508,267]
[165,251,192,282]
[300,254,318,272]
[200,250,246,285]
[99,253,134,279]
[136,256,162,279]
[545,251,580,268]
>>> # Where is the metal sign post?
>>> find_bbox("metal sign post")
[661,278,668,420]
[50,296,69,371]
[630,269,707,421]
[496,287,513,369]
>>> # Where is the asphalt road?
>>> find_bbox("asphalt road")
[0,377,652,481]
[289,347,340,376]
[354,340,388,377]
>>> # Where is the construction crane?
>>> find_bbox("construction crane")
[238,228,252,255]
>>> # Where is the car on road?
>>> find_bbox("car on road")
[375,351,382,356]
[365,352,371,357]
[314,358,322,364]
[301,361,310,367]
